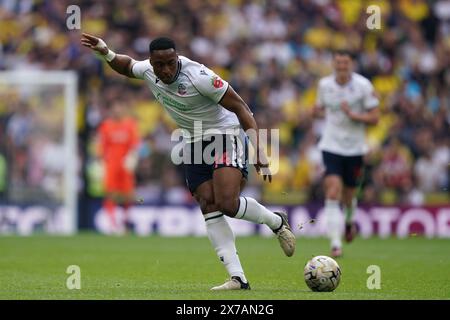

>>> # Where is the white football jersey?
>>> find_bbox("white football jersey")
[132,55,240,142]
[316,72,379,156]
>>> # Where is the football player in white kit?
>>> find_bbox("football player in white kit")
[81,33,296,290]
[314,50,379,257]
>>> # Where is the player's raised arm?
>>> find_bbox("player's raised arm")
[81,33,138,78]
[219,86,272,182]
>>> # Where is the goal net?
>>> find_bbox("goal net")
[0,71,78,235]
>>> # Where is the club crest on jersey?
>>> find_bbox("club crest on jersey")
[178,83,187,95]
[211,76,224,89]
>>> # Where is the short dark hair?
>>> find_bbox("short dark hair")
[333,49,355,59]
[149,37,176,53]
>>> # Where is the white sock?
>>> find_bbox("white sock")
[204,211,247,283]
[234,197,282,231]
[325,199,343,249]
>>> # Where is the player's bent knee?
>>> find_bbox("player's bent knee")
[326,187,341,201]
[325,180,342,201]
[194,194,218,214]
[326,192,341,201]
[216,198,239,217]
[199,200,219,215]
[201,205,220,215]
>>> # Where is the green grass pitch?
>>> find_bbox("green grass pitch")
[0,234,449,300]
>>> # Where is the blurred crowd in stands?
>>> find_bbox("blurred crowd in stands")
[0,0,449,206]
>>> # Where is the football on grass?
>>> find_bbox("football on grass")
[304,255,341,292]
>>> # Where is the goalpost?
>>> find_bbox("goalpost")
[0,71,78,234]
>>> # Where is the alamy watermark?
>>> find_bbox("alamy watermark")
[66,265,81,290]
[366,265,381,289]
[66,5,81,30]
[366,5,382,30]
[169,122,280,175]
[67,4,382,31]
[67,3,382,34]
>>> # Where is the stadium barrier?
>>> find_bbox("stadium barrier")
[1,203,449,238]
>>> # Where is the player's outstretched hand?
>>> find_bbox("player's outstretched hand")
[80,33,109,55]
[340,101,352,117]
[255,163,272,183]
[254,151,272,183]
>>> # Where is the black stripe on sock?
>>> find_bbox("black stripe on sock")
[233,198,242,217]
[241,197,248,219]
[272,212,283,233]
[204,213,224,221]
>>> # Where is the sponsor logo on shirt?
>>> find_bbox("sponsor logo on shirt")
[178,83,187,95]
[211,76,224,89]
[156,92,188,111]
